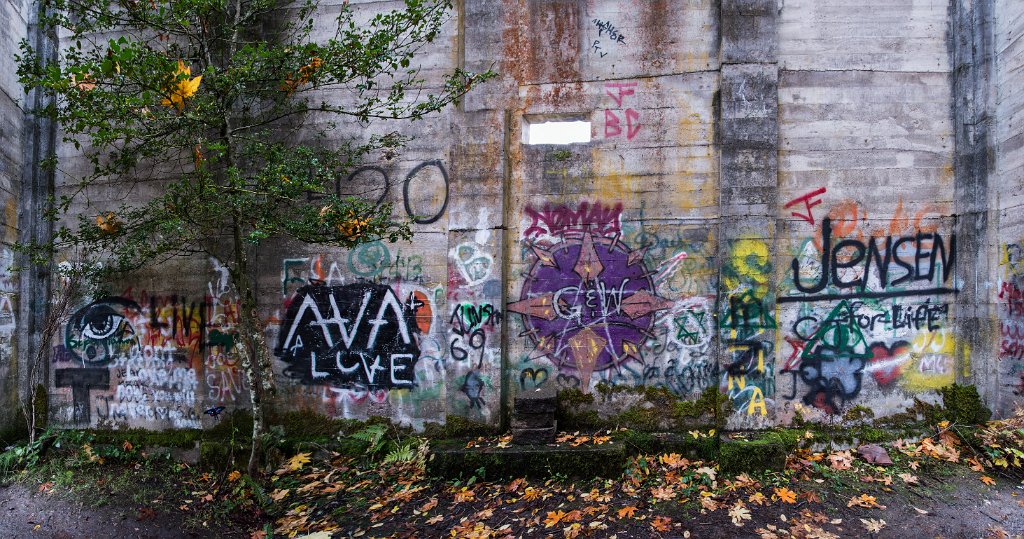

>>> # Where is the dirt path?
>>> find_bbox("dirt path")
[0,483,212,539]
[2,472,1023,538]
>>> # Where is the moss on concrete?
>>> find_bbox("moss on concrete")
[422,415,500,439]
[940,384,991,425]
[427,440,626,479]
[556,387,726,432]
[719,430,800,473]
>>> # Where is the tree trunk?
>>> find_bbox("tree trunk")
[229,221,273,476]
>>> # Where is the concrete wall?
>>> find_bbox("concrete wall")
[0,0,27,438]
[994,0,1024,417]
[8,0,1022,431]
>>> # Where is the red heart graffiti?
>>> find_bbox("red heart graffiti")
[868,341,909,387]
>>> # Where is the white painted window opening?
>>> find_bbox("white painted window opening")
[522,116,592,145]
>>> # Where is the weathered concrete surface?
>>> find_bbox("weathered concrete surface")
[0,0,28,440]
[0,0,1022,432]
[994,0,1024,416]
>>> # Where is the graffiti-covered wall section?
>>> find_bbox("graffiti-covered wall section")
[31,0,1024,431]
[994,0,1024,416]
[776,0,958,421]
[0,0,28,438]
[501,0,721,406]
[258,0,473,428]
[48,260,245,428]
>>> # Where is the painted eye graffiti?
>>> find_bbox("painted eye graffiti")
[65,297,142,366]
[80,307,125,340]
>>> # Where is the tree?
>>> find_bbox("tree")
[17,0,492,474]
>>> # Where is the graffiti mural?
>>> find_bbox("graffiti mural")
[275,282,428,389]
[50,260,243,428]
[778,195,959,417]
[511,201,676,391]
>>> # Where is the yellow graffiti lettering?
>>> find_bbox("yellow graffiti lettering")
[747,387,767,416]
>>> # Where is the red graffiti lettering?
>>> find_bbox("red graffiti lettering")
[784,187,827,225]
[523,201,624,239]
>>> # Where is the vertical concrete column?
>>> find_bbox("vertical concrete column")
[717,0,779,428]
[17,0,57,428]
[950,0,998,409]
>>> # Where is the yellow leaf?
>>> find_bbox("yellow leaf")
[96,212,120,235]
[161,60,202,111]
[286,452,311,471]
[748,492,768,506]
[227,470,241,482]
[617,506,638,519]
[545,510,568,528]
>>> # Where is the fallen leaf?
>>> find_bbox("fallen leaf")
[860,518,886,533]
[228,470,241,482]
[749,492,768,506]
[847,494,886,509]
[981,475,996,486]
[545,510,569,528]
[858,444,893,466]
[774,487,797,504]
[729,502,752,527]
[426,515,443,525]
[828,450,853,470]
[286,452,312,471]
[651,516,672,532]
[617,506,638,519]
[419,498,437,512]
[898,473,919,485]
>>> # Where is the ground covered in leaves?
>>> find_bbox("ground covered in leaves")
[2,413,1024,538]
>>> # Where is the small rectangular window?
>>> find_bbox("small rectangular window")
[523,116,592,145]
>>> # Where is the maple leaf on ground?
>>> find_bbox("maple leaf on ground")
[545,511,569,528]
[563,522,583,539]
[651,516,672,532]
[660,453,688,469]
[617,506,638,519]
[968,458,986,472]
[426,515,443,525]
[695,466,717,481]
[507,478,527,493]
[700,495,721,511]
[454,488,476,503]
[828,450,853,470]
[269,489,290,502]
[729,502,752,527]
[227,470,242,482]
[286,452,312,471]
[749,492,768,506]
[909,460,920,471]
[774,487,797,504]
[522,487,540,501]
[981,475,997,486]
[651,486,676,501]
[898,473,919,485]
[419,498,438,512]
[847,494,886,509]
[860,518,886,533]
